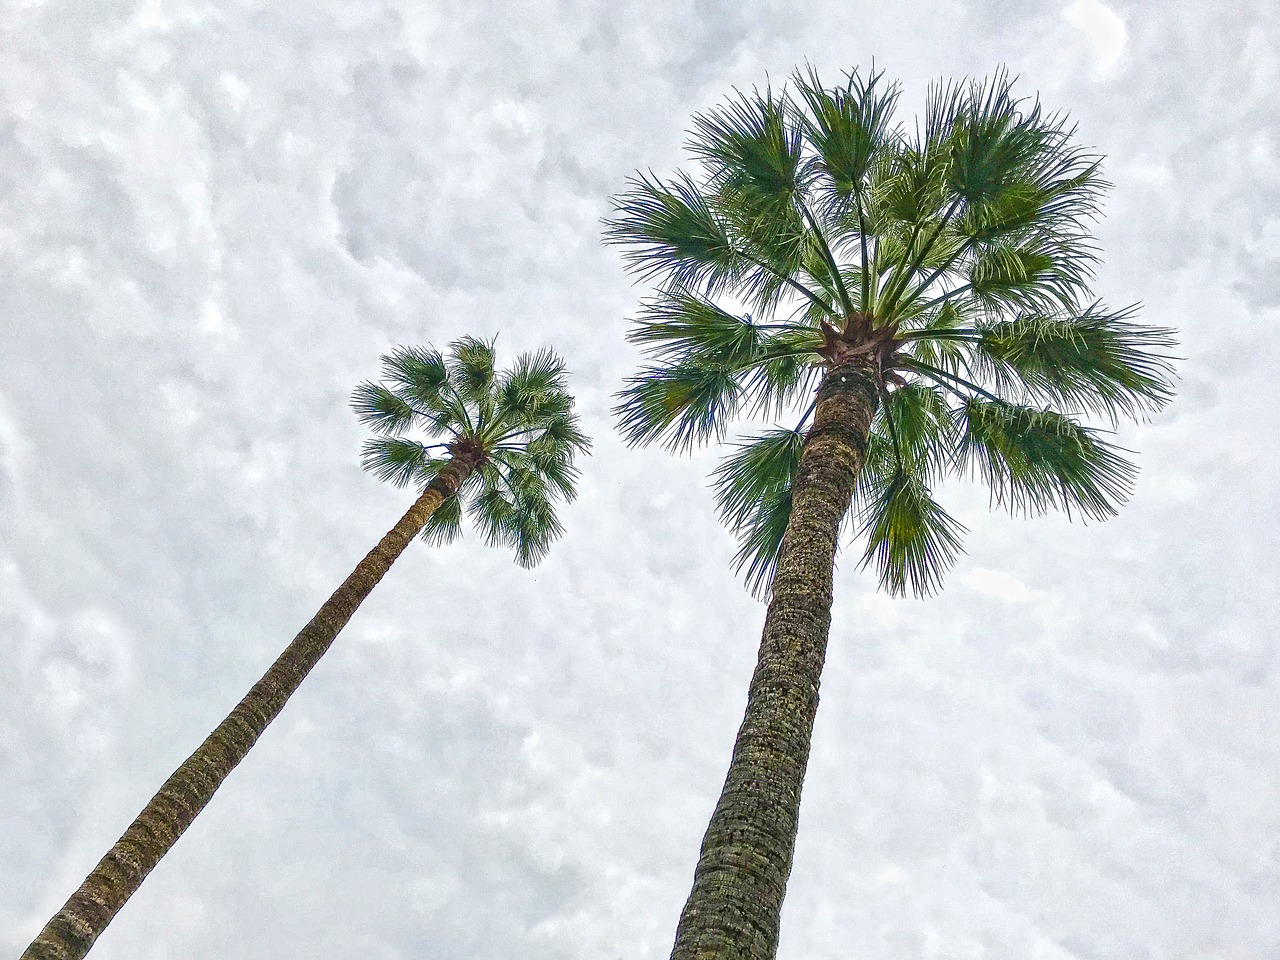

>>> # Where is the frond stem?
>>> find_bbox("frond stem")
[447,386,477,436]
[899,325,981,343]
[909,283,973,316]
[900,358,1007,405]
[794,395,818,433]
[877,378,906,471]
[739,248,840,318]
[894,247,975,315]
[852,184,873,313]
[880,198,964,316]
[794,193,854,315]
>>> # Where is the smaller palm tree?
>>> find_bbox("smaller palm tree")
[23,337,589,960]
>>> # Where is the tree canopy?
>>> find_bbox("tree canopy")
[606,68,1176,596]
[353,337,590,567]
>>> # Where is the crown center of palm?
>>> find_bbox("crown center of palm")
[818,312,899,371]
[447,436,488,468]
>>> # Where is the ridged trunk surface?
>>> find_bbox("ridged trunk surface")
[670,356,879,960]
[22,460,472,960]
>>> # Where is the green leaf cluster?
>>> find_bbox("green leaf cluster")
[606,67,1176,598]
[353,339,590,568]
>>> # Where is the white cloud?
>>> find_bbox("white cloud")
[1064,0,1128,72]
[962,567,1032,603]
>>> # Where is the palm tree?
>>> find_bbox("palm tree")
[605,68,1175,960]
[23,337,589,960]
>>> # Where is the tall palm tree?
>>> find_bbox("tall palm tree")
[605,68,1175,960]
[23,337,589,960]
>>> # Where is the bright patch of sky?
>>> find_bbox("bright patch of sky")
[962,567,1032,603]
[1064,0,1128,72]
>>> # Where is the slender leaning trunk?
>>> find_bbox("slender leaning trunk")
[23,459,472,960]
[670,356,879,960]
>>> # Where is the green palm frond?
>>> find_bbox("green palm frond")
[858,466,966,597]
[957,182,1044,242]
[878,383,956,477]
[689,89,812,309]
[529,448,579,501]
[901,295,967,335]
[730,222,820,315]
[359,438,439,488]
[494,348,575,429]
[614,362,741,451]
[854,414,896,510]
[1030,160,1108,226]
[603,171,743,295]
[792,65,901,218]
[383,345,452,415]
[744,327,825,417]
[616,311,823,450]
[875,143,951,234]
[351,381,419,436]
[528,413,591,461]
[497,346,564,402]
[468,483,516,550]
[468,463,563,568]
[627,290,763,366]
[448,336,497,403]
[834,145,899,234]
[851,383,953,536]
[419,493,463,546]
[690,86,804,223]
[935,80,1098,275]
[524,390,577,430]
[628,287,823,419]
[494,445,578,502]
[509,484,562,568]
[879,73,1106,319]
[938,70,1061,209]
[970,304,1177,420]
[873,149,960,313]
[712,429,807,597]
[956,398,1135,519]
[956,159,1104,244]
[713,429,806,530]
[966,233,1094,313]
[733,495,796,599]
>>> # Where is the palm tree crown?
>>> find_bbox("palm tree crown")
[606,68,1175,596]
[353,336,590,566]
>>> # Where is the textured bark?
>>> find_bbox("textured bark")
[22,459,472,960]
[670,356,879,960]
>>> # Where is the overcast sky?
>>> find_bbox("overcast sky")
[2,1,1278,958]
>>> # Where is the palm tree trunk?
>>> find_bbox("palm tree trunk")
[669,356,879,960]
[22,459,472,960]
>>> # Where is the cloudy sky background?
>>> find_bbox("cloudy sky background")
[3,0,1278,957]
